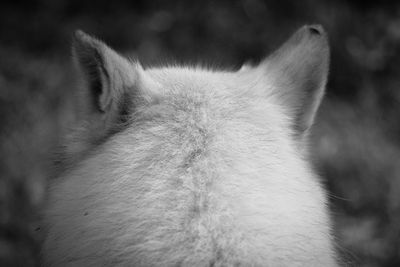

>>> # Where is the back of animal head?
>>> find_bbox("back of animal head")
[44,25,336,267]
[67,25,329,159]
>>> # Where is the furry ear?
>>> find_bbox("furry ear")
[72,30,136,115]
[68,30,159,158]
[262,25,329,137]
[72,30,160,121]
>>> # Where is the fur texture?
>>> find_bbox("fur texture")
[42,25,337,266]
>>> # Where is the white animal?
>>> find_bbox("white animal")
[42,25,338,266]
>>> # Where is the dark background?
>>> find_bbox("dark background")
[1,0,400,266]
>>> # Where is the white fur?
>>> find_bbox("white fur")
[42,27,338,266]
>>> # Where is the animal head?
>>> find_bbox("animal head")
[44,25,336,266]
[65,25,329,162]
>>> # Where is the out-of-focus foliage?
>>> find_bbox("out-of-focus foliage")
[1,0,400,266]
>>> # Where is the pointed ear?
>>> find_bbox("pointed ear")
[69,30,159,156]
[262,25,329,137]
[72,30,137,114]
[72,30,160,118]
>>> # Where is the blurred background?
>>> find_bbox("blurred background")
[1,0,400,266]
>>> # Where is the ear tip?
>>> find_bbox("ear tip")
[296,24,329,54]
[73,29,93,45]
[295,25,328,41]
[72,30,106,58]
[303,24,326,36]
[74,29,86,39]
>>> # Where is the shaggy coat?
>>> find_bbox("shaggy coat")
[42,25,337,266]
